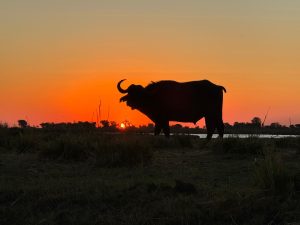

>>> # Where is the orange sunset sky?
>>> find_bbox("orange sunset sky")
[1,0,300,127]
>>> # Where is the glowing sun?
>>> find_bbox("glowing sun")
[120,123,126,129]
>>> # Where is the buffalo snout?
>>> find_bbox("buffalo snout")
[120,95,129,102]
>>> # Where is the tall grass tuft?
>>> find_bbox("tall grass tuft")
[15,132,39,153]
[254,149,294,195]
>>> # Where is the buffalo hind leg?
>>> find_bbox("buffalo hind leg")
[154,124,162,136]
[205,116,216,140]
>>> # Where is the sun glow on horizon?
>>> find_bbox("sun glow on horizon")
[1,1,300,125]
[120,122,126,129]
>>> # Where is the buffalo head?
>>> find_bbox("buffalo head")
[117,79,146,110]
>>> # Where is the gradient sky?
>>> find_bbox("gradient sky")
[1,0,300,127]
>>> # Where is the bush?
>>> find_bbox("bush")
[95,135,153,167]
[297,137,300,154]
[274,138,298,149]
[38,135,90,161]
[149,135,197,149]
[0,128,42,152]
[38,134,154,167]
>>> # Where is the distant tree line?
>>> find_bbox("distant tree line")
[1,117,300,135]
[40,121,96,131]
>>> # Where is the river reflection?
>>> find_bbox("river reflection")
[190,134,300,138]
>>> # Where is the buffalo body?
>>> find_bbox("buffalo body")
[117,79,226,139]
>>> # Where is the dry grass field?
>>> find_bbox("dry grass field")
[1,128,300,225]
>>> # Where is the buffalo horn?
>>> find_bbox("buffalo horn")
[117,79,128,93]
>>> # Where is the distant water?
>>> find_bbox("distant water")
[190,134,300,139]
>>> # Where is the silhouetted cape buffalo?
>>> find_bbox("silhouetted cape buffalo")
[117,79,226,139]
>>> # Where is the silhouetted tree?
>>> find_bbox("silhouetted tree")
[100,120,110,128]
[224,123,232,128]
[109,121,117,129]
[18,119,28,128]
[233,122,247,128]
[251,117,262,128]
[0,122,8,128]
[270,122,282,128]
[147,123,154,129]
[170,124,184,133]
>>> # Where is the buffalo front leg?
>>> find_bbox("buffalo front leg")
[216,119,225,138]
[162,122,170,138]
[205,116,216,140]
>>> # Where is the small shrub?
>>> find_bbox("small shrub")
[210,138,265,154]
[254,150,294,195]
[174,179,197,194]
[150,136,177,148]
[175,135,196,148]
[150,135,196,149]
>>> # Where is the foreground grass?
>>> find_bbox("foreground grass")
[1,129,300,225]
